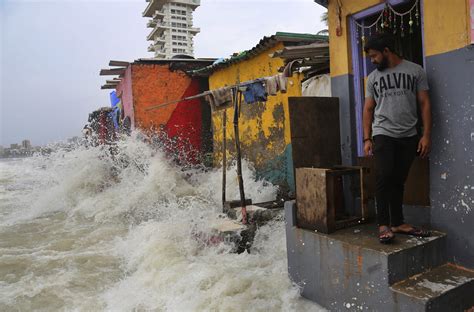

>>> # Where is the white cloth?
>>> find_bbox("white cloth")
[276,73,288,94]
[301,74,331,97]
[264,76,278,96]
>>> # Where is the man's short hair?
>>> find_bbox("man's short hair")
[363,34,396,54]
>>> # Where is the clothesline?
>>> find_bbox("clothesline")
[145,78,264,112]
[145,61,297,112]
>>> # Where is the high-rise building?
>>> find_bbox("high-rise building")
[143,0,201,59]
[21,140,32,149]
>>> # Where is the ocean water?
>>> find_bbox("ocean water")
[0,134,323,311]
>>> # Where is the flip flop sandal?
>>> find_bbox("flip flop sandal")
[394,226,431,237]
[379,228,395,244]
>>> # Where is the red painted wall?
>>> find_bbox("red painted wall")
[129,63,204,164]
[164,80,202,164]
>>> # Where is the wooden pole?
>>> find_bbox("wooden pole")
[233,89,247,224]
[222,109,227,207]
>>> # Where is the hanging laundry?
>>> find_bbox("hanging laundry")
[109,91,121,108]
[282,59,300,77]
[276,73,288,94]
[243,81,267,104]
[206,87,233,111]
[264,76,278,96]
[302,74,331,97]
[109,107,121,130]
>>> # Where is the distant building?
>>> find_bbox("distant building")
[10,144,19,149]
[21,140,31,149]
[100,57,215,164]
[143,0,201,59]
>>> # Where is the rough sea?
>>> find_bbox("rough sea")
[0,133,324,311]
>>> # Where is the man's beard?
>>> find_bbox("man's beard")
[376,56,389,71]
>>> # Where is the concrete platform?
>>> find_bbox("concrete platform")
[284,200,473,311]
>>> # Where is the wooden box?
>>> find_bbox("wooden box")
[295,166,368,234]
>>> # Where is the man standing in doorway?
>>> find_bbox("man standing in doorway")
[362,34,432,243]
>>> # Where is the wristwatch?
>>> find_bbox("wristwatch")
[363,138,372,142]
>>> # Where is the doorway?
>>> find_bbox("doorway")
[349,0,430,206]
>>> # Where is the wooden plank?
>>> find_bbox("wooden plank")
[289,97,341,169]
[108,60,129,67]
[326,173,341,232]
[296,166,368,233]
[105,80,120,84]
[99,68,125,76]
[101,84,117,89]
[296,168,329,233]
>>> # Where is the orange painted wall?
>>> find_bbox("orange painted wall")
[131,64,192,131]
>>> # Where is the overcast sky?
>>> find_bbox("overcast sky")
[0,0,326,146]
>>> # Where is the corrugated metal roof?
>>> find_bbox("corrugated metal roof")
[134,57,216,63]
[313,0,328,8]
[189,32,329,77]
[272,42,329,61]
[99,58,216,89]
[272,42,330,79]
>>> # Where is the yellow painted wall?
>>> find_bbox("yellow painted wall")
[423,0,470,56]
[327,0,471,77]
[209,42,303,170]
[327,0,380,77]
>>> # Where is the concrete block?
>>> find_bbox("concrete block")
[284,200,450,311]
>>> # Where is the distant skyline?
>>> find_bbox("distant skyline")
[0,0,327,146]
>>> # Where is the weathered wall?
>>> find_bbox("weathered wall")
[327,0,380,77]
[327,0,472,78]
[425,46,474,268]
[209,42,303,194]
[116,66,135,128]
[130,63,205,163]
[423,0,471,56]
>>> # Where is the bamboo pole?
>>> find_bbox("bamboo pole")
[222,109,227,207]
[233,89,247,224]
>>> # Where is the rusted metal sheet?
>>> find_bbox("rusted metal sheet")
[289,96,341,169]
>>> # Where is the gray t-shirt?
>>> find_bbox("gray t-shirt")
[365,60,429,138]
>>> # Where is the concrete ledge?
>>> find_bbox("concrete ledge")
[284,200,449,311]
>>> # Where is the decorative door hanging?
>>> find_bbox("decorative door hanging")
[355,0,420,44]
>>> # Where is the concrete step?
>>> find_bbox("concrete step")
[390,263,474,312]
[325,221,447,285]
[284,200,450,311]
